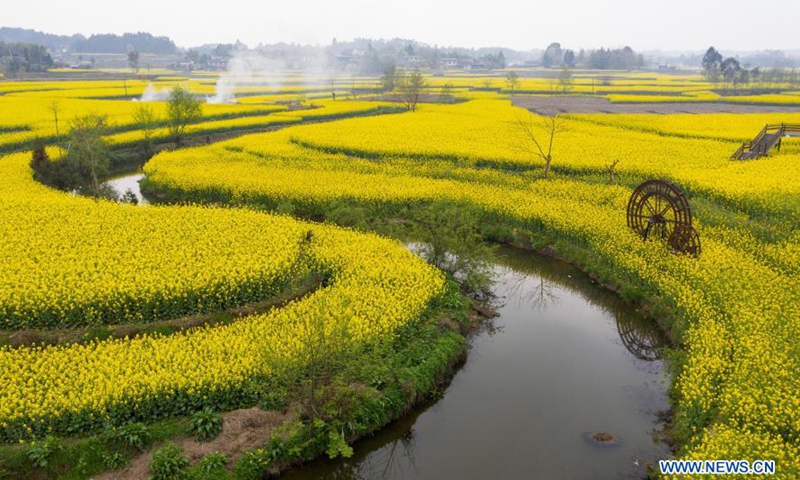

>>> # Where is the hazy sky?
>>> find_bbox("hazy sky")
[6,0,799,51]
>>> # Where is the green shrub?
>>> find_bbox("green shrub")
[232,450,271,480]
[189,407,223,442]
[149,443,190,480]
[197,452,228,473]
[102,451,126,470]
[117,421,151,450]
[27,435,60,469]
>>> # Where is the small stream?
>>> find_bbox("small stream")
[108,171,672,478]
[107,172,148,205]
[282,247,671,480]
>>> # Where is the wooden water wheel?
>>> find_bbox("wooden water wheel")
[668,224,701,257]
[627,179,700,256]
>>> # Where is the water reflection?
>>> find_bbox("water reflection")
[107,173,149,205]
[503,272,560,312]
[283,246,671,480]
[497,248,668,361]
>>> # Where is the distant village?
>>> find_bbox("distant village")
[2,27,799,76]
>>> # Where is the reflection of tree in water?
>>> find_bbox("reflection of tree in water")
[315,428,418,480]
[502,270,559,312]
[496,252,668,361]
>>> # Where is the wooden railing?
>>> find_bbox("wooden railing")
[731,123,800,160]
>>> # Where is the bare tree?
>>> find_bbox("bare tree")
[350,76,357,100]
[329,74,337,100]
[558,66,574,93]
[505,70,520,93]
[439,82,454,103]
[47,99,62,155]
[126,45,140,74]
[504,272,559,312]
[606,158,620,184]
[512,110,567,178]
[395,70,426,112]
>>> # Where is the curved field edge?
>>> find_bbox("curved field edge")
[143,119,800,476]
[0,290,467,480]
[0,151,448,445]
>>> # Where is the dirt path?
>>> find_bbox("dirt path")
[92,408,289,480]
[512,95,800,114]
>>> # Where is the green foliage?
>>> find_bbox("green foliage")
[131,102,159,155]
[26,435,59,469]
[412,201,495,294]
[189,407,223,442]
[197,452,227,473]
[326,429,353,459]
[259,387,288,411]
[30,114,113,200]
[233,449,272,480]
[166,85,202,144]
[324,202,370,230]
[102,451,126,470]
[149,442,190,480]
[116,422,151,450]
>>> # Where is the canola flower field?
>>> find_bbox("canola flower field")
[146,98,800,474]
[0,71,799,477]
[0,148,445,440]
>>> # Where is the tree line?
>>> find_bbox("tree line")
[31,85,202,201]
[0,28,176,54]
[702,46,800,91]
[0,40,53,73]
[542,42,645,70]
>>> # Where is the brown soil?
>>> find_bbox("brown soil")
[512,95,800,115]
[92,408,289,480]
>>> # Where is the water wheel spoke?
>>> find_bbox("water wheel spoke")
[627,180,700,257]
[642,198,657,216]
[657,203,674,217]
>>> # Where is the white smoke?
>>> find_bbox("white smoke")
[207,51,330,104]
[134,83,171,102]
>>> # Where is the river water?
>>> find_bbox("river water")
[282,247,671,480]
[108,172,671,478]
[107,173,148,205]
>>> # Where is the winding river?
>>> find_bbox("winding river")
[282,247,671,480]
[110,175,671,479]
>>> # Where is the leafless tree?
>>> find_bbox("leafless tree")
[329,74,338,100]
[505,70,520,93]
[606,158,620,184]
[512,109,567,178]
[395,70,426,112]
[350,76,357,100]
[558,66,574,93]
[48,98,63,155]
[504,271,559,312]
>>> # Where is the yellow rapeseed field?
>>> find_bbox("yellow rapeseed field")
[1,74,799,477]
[0,150,444,439]
[145,96,800,475]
